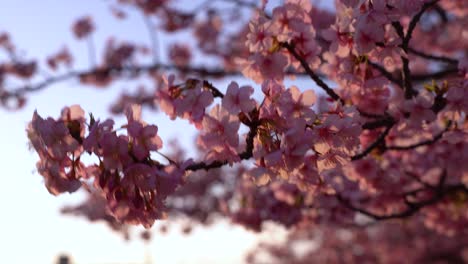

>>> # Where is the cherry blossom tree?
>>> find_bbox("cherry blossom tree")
[2,0,467,262]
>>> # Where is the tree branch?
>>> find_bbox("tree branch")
[392,0,440,99]
[281,42,344,104]
[368,60,401,87]
[387,122,451,151]
[351,123,393,161]
[2,64,242,99]
[361,114,395,130]
[337,184,467,221]
[412,67,459,82]
[2,62,317,101]
[408,47,458,65]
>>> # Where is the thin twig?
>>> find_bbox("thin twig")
[392,0,440,99]
[142,15,159,64]
[405,171,436,190]
[282,42,344,104]
[3,63,316,100]
[412,67,459,82]
[368,61,401,87]
[202,80,224,98]
[351,124,393,161]
[337,184,468,221]
[408,47,458,65]
[387,121,451,151]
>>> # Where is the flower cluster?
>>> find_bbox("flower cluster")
[14,0,468,260]
[27,104,185,227]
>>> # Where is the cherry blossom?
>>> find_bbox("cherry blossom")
[8,0,468,262]
[222,81,256,114]
[125,105,162,161]
[72,16,94,39]
[197,104,240,165]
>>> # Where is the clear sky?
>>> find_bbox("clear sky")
[0,1,269,263]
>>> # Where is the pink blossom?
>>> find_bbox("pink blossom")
[83,118,114,154]
[247,166,273,186]
[322,25,353,58]
[198,104,240,164]
[241,52,288,84]
[99,133,132,171]
[155,161,189,198]
[135,0,169,14]
[103,39,135,67]
[47,47,73,70]
[270,3,311,42]
[313,106,362,155]
[125,105,162,161]
[280,122,315,170]
[72,16,94,39]
[156,75,213,122]
[193,14,221,52]
[445,82,468,117]
[459,58,468,78]
[20,0,468,248]
[388,0,427,17]
[403,92,436,125]
[156,74,178,119]
[5,61,37,79]
[169,43,192,66]
[277,86,316,122]
[122,163,157,191]
[222,81,256,114]
[174,85,213,122]
[288,20,321,70]
[36,159,82,195]
[27,111,81,160]
[353,77,391,114]
[246,16,274,53]
[354,17,385,54]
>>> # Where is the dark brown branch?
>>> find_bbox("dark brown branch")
[412,67,459,82]
[3,63,315,101]
[202,80,224,98]
[404,0,440,47]
[361,117,449,157]
[392,0,440,99]
[405,171,436,190]
[362,114,395,130]
[387,122,450,151]
[392,21,413,97]
[408,47,458,65]
[369,56,458,88]
[358,109,386,119]
[3,64,242,98]
[281,42,344,104]
[368,61,401,87]
[433,4,448,23]
[337,184,468,221]
[403,1,436,42]
[351,123,394,161]
[401,51,416,98]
